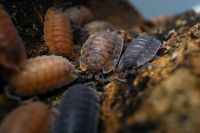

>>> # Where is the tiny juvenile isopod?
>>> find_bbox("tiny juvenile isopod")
[0,4,27,71]
[83,20,116,35]
[64,5,93,26]
[9,55,77,96]
[53,84,100,133]
[118,35,161,74]
[80,31,123,75]
[0,101,53,133]
[44,7,74,58]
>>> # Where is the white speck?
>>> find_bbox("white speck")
[171,52,178,60]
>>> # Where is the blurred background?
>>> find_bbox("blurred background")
[130,0,200,19]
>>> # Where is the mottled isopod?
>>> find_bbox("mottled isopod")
[64,5,93,25]
[83,20,116,35]
[0,102,53,133]
[9,55,77,96]
[53,84,100,133]
[0,4,27,71]
[44,7,74,58]
[80,31,123,75]
[118,35,161,74]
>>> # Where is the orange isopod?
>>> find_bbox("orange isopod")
[9,55,77,96]
[0,4,27,71]
[0,101,53,133]
[44,7,74,58]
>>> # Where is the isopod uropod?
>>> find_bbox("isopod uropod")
[118,35,161,74]
[0,102,53,133]
[53,84,100,133]
[44,7,74,58]
[9,55,77,96]
[80,31,123,76]
[0,4,27,71]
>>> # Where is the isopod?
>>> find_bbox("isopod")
[0,101,53,133]
[83,20,116,35]
[44,7,74,58]
[64,5,93,26]
[53,84,100,133]
[9,55,77,96]
[80,31,123,75]
[0,4,27,71]
[118,35,161,74]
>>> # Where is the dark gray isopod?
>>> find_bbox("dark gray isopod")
[53,84,100,133]
[118,35,161,74]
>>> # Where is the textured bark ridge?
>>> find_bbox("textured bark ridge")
[101,21,200,133]
[0,0,200,133]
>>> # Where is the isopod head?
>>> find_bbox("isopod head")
[80,31,123,75]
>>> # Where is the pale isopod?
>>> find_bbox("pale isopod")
[83,20,116,35]
[64,5,93,26]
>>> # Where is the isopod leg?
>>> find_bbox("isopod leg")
[20,96,39,105]
[4,86,21,103]
[4,86,40,104]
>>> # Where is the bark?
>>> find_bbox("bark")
[0,1,200,133]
